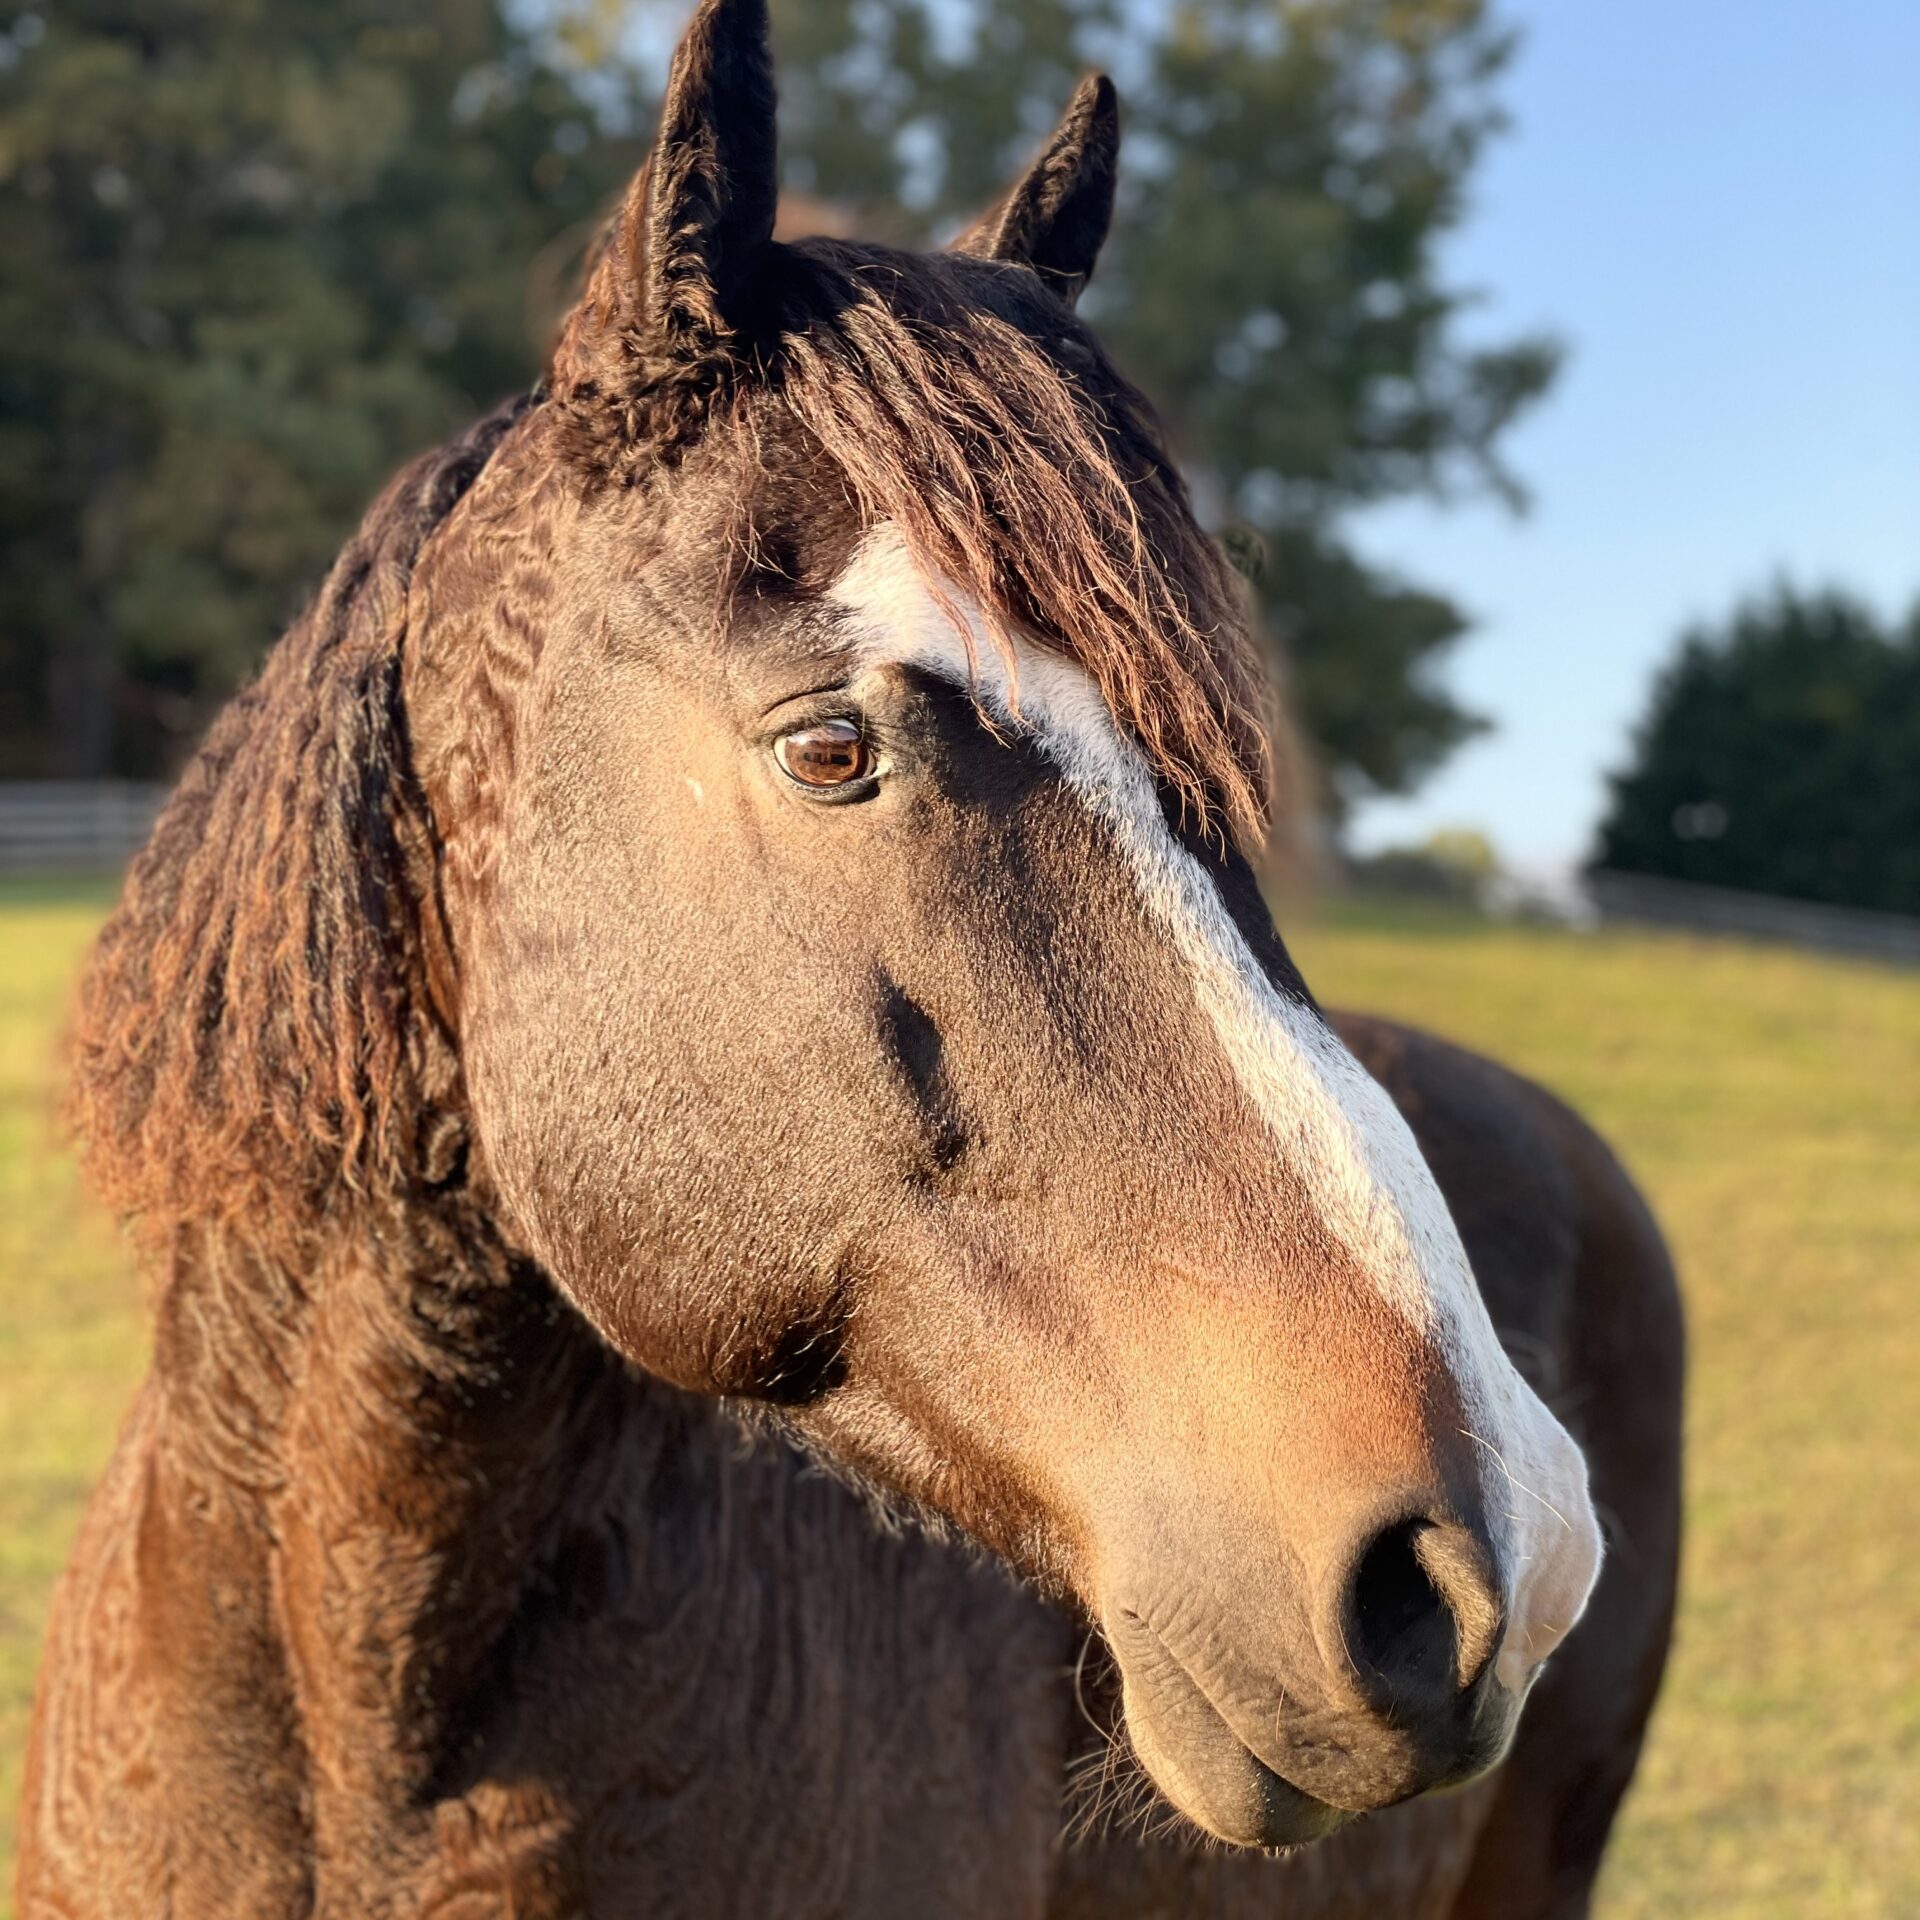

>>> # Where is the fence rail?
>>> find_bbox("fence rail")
[1588,868,1920,966]
[8,788,1918,973]
[0,782,167,875]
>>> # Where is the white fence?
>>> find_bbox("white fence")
[1587,868,1920,967]
[0,782,167,874]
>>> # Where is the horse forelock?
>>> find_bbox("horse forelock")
[560,234,1278,854]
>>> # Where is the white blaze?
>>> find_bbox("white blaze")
[830,525,1603,1688]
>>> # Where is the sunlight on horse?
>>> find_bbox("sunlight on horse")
[18,1,1681,1913]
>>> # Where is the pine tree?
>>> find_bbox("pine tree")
[0,0,638,774]
[1593,586,1920,914]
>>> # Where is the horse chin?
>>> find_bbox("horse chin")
[1120,1665,1351,1851]
[1110,1610,1528,1851]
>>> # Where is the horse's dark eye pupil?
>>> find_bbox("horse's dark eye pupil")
[776,720,871,788]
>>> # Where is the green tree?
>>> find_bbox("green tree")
[1593,585,1920,914]
[753,0,1557,815]
[0,0,638,775]
[5,0,1550,805]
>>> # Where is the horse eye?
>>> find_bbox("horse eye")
[774,719,873,789]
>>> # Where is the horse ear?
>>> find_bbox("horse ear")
[950,75,1119,307]
[551,0,778,454]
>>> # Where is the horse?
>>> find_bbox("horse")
[18,1,1683,1913]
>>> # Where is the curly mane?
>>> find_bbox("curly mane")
[67,398,531,1261]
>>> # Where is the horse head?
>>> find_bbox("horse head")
[84,0,1604,1852]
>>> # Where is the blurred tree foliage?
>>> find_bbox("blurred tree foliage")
[1593,586,1920,914]
[3,0,1554,808]
[0,0,638,775]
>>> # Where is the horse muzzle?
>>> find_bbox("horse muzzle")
[1099,1505,1530,1848]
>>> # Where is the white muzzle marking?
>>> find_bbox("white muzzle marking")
[829,524,1603,1688]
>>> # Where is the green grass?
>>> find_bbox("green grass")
[0,881,142,1904]
[2,881,1916,1915]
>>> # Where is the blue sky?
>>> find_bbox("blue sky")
[1345,0,1920,870]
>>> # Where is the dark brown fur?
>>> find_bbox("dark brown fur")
[20,2,1680,1912]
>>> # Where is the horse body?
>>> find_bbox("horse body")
[20,1,1681,1911]
[21,1011,1677,1920]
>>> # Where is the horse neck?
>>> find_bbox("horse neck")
[148,1193,633,1798]
[153,1189,611,1479]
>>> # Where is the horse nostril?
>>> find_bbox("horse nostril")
[1346,1518,1502,1718]
[1350,1521,1455,1702]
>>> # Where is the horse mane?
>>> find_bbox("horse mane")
[559,236,1278,850]
[66,397,531,1263]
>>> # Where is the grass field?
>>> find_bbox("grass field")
[1,882,1916,1915]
